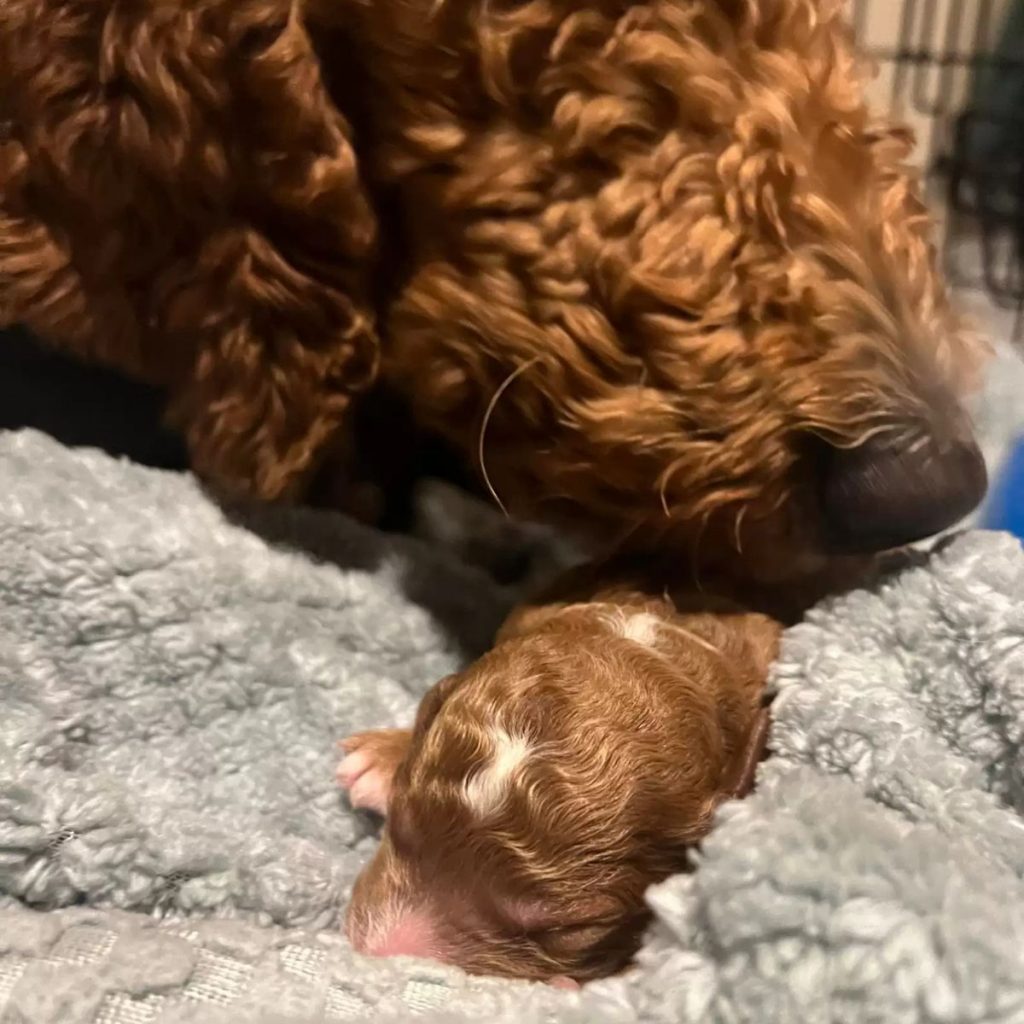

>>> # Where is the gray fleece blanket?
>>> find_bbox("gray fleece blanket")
[1,348,1024,1023]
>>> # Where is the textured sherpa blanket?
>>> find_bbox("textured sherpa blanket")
[1,347,1024,1023]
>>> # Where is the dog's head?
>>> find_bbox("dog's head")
[349,0,986,577]
[345,601,774,982]
[5,0,984,553]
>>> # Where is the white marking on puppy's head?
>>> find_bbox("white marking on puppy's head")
[612,611,662,648]
[463,727,532,818]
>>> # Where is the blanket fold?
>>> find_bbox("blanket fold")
[1,425,1023,1023]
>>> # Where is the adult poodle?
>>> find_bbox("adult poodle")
[0,0,986,586]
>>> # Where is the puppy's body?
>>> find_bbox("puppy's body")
[339,587,779,983]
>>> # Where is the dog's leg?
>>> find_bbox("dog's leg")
[337,730,413,816]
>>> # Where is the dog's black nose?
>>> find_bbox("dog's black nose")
[821,430,988,553]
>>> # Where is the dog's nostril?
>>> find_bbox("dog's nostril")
[820,430,988,553]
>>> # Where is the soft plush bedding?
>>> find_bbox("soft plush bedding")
[0,343,1023,1023]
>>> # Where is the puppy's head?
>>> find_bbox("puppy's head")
[346,609,771,981]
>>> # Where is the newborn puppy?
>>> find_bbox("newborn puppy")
[338,590,779,983]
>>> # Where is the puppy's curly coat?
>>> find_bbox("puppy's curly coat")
[0,0,986,578]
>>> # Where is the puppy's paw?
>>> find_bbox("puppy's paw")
[336,729,412,816]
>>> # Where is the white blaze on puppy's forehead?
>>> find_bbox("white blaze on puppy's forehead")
[463,726,532,817]
[607,610,663,648]
[605,608,722,659]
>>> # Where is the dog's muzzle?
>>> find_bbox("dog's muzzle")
[820,429,988,553]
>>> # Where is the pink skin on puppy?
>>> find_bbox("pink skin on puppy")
[337,593,778,984]
[336,737,395,816]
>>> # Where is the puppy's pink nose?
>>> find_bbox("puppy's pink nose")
[350,907,440,960]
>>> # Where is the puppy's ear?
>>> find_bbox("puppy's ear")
[720,705,771,799]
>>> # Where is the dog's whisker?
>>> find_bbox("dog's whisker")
[733,503,748,556]
[478,357,542,519]
[906,433,932,457]
[688,510,712,595]
[658,456,687,518]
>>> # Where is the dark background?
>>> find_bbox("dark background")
[0,325,187,470]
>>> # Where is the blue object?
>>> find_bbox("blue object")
[982,435,1024,538]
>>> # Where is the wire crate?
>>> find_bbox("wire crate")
[851,0,1024,332]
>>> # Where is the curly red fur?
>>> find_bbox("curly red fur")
[0,0,986,574]
[1,0,378,497]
